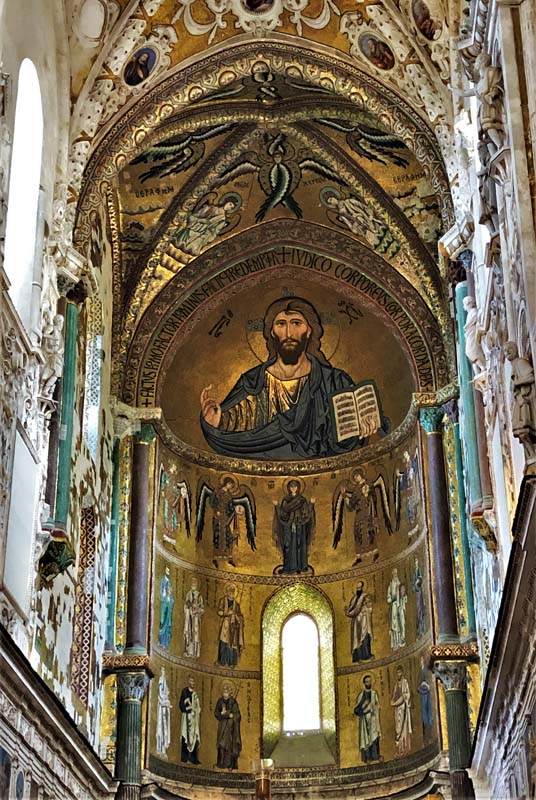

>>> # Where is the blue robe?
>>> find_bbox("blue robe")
[201,356,369,460]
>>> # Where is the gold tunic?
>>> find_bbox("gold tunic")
[220,371,309,432]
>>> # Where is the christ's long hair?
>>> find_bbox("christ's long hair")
[262,297,330,366]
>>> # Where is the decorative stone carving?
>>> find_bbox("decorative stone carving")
[37,538,76,583]
[116,670,150,702]
[474,52,505,157]
[434,661,467,692]
[39,310,65,399]
[175,0,338,40]
[463,296,486,376]
[420,406,445,434]
[340,6,446,125]
[110,398,162,440]
[504,342,536,463]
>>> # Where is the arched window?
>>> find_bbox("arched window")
[4,59,43,327]
[262,584,336,765]
[282,613,320,732]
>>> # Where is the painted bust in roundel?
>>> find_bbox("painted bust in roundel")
[200,296,389,461]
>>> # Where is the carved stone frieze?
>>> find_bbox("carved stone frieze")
[102,653,151,672]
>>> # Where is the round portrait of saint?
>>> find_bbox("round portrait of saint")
[358,34,396,71]
[123,47,157,87]
[411,0,442,40]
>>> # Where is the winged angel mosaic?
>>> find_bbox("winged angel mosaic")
[195,475,257,568]
[173,0,339,41]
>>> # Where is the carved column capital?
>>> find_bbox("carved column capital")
[110,398,162,441]
[434,660,467,692]
[116,670,150,703]
[420,406,445,434]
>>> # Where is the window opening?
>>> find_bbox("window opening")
[83,297,103,462]
[3,59,43,326]
[282,613,321,732]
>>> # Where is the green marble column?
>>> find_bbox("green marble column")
[420,407,459,641]
[115,670,150,800]
[434,661,475,800]
[455,282,485,513]
[39,299,79,581]
[55,300,78,528]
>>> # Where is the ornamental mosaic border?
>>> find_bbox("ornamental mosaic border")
[430,642,479,661]
[151,644,260,680]
[71,507,97,706]
[121,224,450,402]
[443,419,471,640]
[337,633,433,676]
[102,653,152,671]
[115,436,132,652]
[150,259,437,402]
[151,623,432,681]
[147,742,440,788]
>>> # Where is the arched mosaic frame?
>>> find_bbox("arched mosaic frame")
[262,584,336,760]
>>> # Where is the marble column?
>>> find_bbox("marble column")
[434,661,475,800]
[420,407,458,641]
[125,423,155,654]
[115,423,155,799]
[115,671,150,800]
[454,282,485,514]
[54,299,78,528]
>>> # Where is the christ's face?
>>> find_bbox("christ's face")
[271,311,311,365]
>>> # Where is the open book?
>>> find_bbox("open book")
[331,382,382,442]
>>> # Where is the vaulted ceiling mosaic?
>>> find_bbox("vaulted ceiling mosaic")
[70,0,459,391]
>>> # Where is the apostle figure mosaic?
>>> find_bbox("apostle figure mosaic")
[354,674,382,763]
[387,567,407,651]
[158,566,175,649]
[180,675,202,764]
[391,666,413,756]
[217,583,245,668]
[215,682,242,770]
[346,580,374,662]
[156,668,172,757]
[183,577,205,659]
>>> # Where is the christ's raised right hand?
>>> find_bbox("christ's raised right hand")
[200,385,222,428]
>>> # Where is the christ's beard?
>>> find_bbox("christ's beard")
[275,334,308,365]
